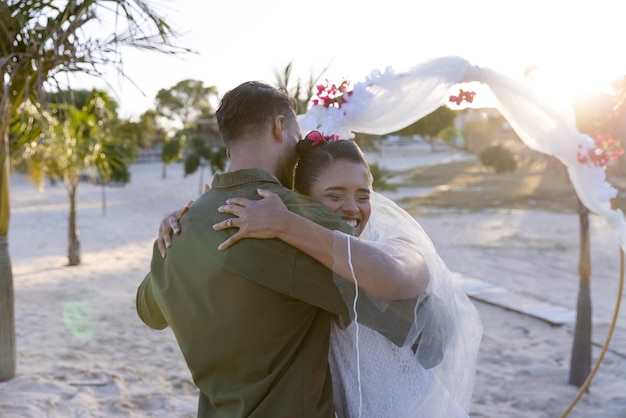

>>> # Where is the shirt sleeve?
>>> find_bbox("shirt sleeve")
[136,263,168,330]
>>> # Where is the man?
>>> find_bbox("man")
[136,81,413,417]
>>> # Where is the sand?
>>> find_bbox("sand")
[0,144,625,417]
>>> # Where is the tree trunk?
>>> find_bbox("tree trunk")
[162,163,167,179]
[569,198,592,386]
[68,184,81,266]
[0,234,15,381]
[101,183,107,216]
[426,135,436,152]
[0,102,16,381]
[198,164,205,195]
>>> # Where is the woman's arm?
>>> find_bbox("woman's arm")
[214,189,430,300]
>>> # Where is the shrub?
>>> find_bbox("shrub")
[369,162,397,191]
[479,144,517,173]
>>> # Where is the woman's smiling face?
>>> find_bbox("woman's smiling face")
[309,160,372,236]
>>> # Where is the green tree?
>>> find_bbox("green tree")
[155,79,219,129]
[116,115,158,152]
[138,109,167,150]
[179,125,226,194]
[155,79,219,179]
[456,109,508,153]
[390,106,458,151]
[0,0,188,382]
[438,125,462,148]
[160,135,184,179]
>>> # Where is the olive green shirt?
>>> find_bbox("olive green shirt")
[136,169,416,417]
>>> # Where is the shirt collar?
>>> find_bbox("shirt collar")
[212,168,282,189]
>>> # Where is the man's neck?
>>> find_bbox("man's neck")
[225,134,283,182]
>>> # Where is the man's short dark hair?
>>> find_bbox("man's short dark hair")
[216,81,297,143]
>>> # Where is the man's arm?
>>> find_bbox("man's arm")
[136,268,168,330]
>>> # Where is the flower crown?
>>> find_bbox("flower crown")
[305,131,340,146]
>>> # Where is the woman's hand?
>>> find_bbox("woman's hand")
[157,184,211,258]
[213,189,289,250]
[157,201,194,258]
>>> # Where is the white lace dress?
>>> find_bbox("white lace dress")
[329,321,469,418]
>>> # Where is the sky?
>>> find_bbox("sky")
[77,0,626,120]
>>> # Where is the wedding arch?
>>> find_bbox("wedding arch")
[298,55,624,416]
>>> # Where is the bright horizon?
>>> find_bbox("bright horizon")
[78,0,626,120]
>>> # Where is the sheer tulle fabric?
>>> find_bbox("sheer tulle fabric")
[329,192,482,417]
[299,55,626,253]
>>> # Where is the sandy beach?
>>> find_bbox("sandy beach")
[1,144,625,417]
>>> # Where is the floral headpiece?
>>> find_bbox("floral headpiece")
[305,130,340,146]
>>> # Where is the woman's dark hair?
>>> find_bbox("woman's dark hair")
[294,132,371,195]
[216,81,297,143]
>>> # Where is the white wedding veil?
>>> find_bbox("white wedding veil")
[329,192,482,417]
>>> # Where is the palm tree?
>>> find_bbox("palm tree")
[0,0,189,382]
[274,61,329,115]
[15,89,133,266]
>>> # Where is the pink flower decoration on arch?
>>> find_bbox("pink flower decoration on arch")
[577,134,624,168]
[449,89,476,105]
[312,79,353,109]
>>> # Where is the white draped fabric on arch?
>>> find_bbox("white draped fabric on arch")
[298,55,626,253]
[298,55,624,417]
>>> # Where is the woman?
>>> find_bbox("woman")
[159,132,482,417]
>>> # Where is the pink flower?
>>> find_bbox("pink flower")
[449,89,476,106]
[305,131,340,146]
[305,131,326,146]
[312,79,352,109]
[577,134,624,167]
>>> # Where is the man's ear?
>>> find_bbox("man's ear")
[271,115,286,142]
